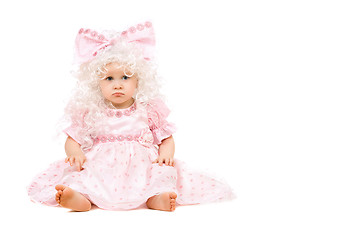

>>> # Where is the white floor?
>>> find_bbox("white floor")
[4,183,359,240]
[8,195,240,240]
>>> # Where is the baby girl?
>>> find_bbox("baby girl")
[27,21,234,211]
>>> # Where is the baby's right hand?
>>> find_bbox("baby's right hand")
[65,155,87,172]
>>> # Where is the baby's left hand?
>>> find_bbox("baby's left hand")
[153,155,175,167]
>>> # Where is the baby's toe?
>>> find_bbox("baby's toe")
[169,192,177,200]
[55,184,66,191]
[55,189,63,204]
[170,202,176,211]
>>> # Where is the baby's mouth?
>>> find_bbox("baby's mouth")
[112,92,125,97]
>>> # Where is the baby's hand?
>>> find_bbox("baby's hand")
[153,155,175,167]
[65,155,87,172]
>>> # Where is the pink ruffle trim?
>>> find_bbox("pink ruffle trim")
[146,98,176,144]
[63,125,82,145]
[152,122,176,145]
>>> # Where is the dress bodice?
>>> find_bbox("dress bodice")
[93,102,154,146]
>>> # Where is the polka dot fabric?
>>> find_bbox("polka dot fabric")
[27,99,235,210]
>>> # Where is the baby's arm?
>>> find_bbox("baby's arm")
[153,135,175,166]
[64,136,86,171]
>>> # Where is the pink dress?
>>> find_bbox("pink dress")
[27,99,234,210]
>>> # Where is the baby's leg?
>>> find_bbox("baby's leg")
[146,192,177,211]
[55,185,91,212]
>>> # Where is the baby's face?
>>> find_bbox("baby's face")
[99,62,138,109]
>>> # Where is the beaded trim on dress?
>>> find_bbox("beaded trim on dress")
[106,102,137,118]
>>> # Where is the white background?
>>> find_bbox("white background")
[0,0,359,239]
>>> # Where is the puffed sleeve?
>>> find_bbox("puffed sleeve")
[63,124,82,145]
[62,111,87,145]
[146,98,177,145]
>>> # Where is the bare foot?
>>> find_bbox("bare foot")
[55,185,91,212]
[146,192,177,212]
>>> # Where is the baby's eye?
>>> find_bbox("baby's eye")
[106,76,113,81]
[122,75,129,80]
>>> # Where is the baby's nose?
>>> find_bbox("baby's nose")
[113,80,123,88]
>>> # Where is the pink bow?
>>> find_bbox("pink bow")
[74,21,155,64]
